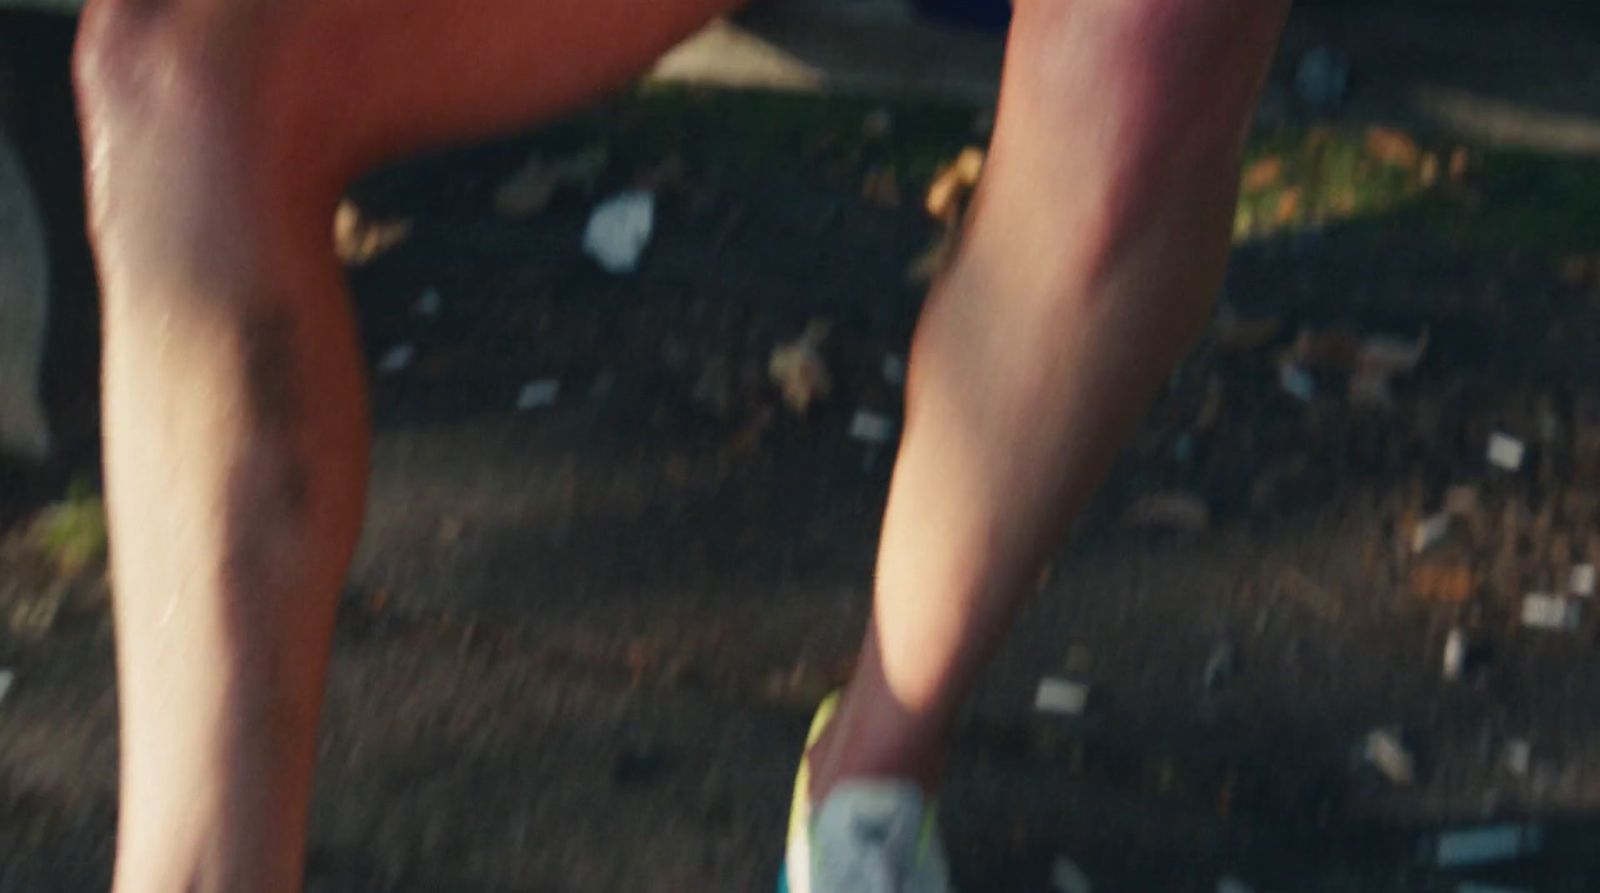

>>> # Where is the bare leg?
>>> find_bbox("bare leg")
[75,1,736,891]
[809,0,1292,797]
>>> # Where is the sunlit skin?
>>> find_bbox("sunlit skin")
[73,0,1289,890]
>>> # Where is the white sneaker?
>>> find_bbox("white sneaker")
[780,696,954,893]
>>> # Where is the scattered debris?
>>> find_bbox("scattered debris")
[1122,492,1211,534]
[377,344,416,375]
[1411,512,1452,554]
[1203,641,1238,692]
[1570,564,1595,597]
[1035,678,1090,717]
[1240,156,1284,193]
[1442,628,1466,681]
[848,410,896,446]
[583,190,655,274]
[1504,739,1532,778]
[768,320,833,415]
[1362,729,1415,785]
[1486,432,1526,471]
[925,147,986,223]
[415,287,442,318]
[881,354,907,387]
[0,669,12,706]
[494,144,609,217]
[861,108,894,140]
[1050,856,1092,893]
[332,198,412,266]
[1410,557,1474,603]
[1365,127,1422,168]
[1430,823,1541,868]
[1278,362,1316,403]
[905,225,960,284]
[515,379,561,411]
[861,165,901,209]
[1212,305,1281,351]
[1520,593,1578,631]
[1295,47,1350,109]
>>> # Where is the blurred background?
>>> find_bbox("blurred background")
[3,1,1600,889]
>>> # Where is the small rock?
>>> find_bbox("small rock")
[1278,361,1315,403]
[515,379,561,411]
[768,321,832,415]
[1570,564,1595,597]
[377,344,416,375]
[1050,856,1092,893]
[862,108,894,140]
[1520,593,1578,631]
[1504,739,1532,778]
[1411,512,1452,554]
[1487,432,1526,471]
[881,354,907,387]
[1034,677,1090,717]
[1442,627,1466,681]
[583,190,655,274]
[415,287,442,318]
[1362,728,1415,785]
[1431,823,1541,868]
[848,410,896,446]
[1123,492,1211,534]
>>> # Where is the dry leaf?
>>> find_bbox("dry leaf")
[768,320,832,415]
[905,224,960,284]
[333,199,412,266]
[925,147,986,222]
[1408,556,1474,603]
[861,165,901,209]
[1122,492,1210,533]
[1240,156,1284,193]
[1365,127,1421,168]
[494,144,609,218]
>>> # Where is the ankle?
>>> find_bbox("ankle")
[804,690,947,806]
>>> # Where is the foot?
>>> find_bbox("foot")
[781,697,955,893]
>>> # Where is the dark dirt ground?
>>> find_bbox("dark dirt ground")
[6,7,1600,892]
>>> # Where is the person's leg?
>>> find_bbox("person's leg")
[808,0,1292,799]
[74,1,737,891]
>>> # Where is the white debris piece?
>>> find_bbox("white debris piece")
[377,344,416,374]
[1504,739,1531,778]
[1412,512,1452,554]
[1034,678,1090,717]
[415,287,442,318]
[1050,856,1092,893]
[848,410,896,446]
[515,379,561,411]
[1486,432,1526,471]
[1520,593,1578,631]
[583,190,655,274]
[881,354,907,386]
[1216,878,1254,893]
[1432,823,1541,868]
[1570,564,1595,597]
[0,669,13,706]
[1442,628,1466,681]
[1362,729,1415,785]
[1278,362,1315,403]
